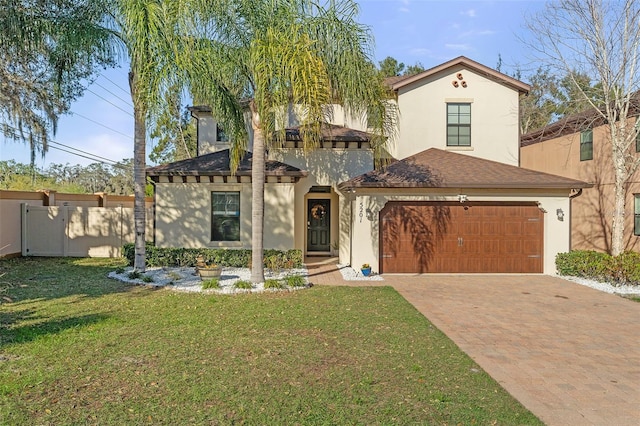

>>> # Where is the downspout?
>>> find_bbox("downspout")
[568,188,584,250]
[349,194,354,267]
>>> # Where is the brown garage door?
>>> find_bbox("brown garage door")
[380,202,543,273]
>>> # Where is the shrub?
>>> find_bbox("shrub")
[202,278,220,290]
[141,275,154,283]
[555,250,610,279]
[114,267,125,274]
[122,243,303,269]
[284,274,306,288]
[233,280,253,290]
[556,250,640,286]
[264,279,284,289]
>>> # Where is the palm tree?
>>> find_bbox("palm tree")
[187,0,397,283]
[112,0,196,271]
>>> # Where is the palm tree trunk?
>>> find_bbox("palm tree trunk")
[130,71,146,272]
[250,109,265,283]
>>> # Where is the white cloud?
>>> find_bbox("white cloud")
[445,43,472,51]
[459,29,496,38]
[409,47,431,56]
[461,9,476,18]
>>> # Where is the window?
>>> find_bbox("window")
[211,192,240,241]
[216,124,228,142]
[636,120,640,153]
[580,129,593,161]
[447,103,471,146]
[635,194,640,236]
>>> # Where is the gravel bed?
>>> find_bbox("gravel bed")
[337,264,384,281]
[557,275,640,296]
[108,266,310,294]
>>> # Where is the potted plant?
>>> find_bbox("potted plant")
[196,255,222,279]
[361,263,372,276]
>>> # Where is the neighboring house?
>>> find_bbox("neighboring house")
[148,56,590,274]
[521,100,640,253]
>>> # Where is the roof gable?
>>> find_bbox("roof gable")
[389,56,530,94]
[338,148,590,190]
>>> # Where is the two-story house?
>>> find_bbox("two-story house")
[521,98,640,253]
[147,56,589,274]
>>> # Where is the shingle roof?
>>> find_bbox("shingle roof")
[285,123,373,142]
[389,56,530,94]
[146,149,306,177]
[338,148,591,190]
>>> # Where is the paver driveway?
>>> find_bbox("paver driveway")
[306,260,640,426]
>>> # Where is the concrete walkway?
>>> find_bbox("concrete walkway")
[305,258,640,426]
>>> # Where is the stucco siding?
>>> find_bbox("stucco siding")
[521,121,640,252]
[394,65,520,165]
[154,182,295,250]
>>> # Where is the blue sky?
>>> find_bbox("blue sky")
[1,0,546,168]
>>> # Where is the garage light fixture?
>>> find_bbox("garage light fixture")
[366,208,375,221]
[556,208,565,221]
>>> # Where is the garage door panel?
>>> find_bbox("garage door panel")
[380,202,543,273]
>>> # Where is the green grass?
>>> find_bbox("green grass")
[0,257,541,425]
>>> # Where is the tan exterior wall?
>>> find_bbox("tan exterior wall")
[394,64,521,165]
[521,120,640,253]
[270,148,374,253]
[154,181,295,250]
[345,189,571,275]
[0,190,151,258]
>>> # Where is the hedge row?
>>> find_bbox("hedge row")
[555,250,640,286]
[123,243,304,269]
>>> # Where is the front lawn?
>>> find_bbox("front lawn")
[0,257,541,425]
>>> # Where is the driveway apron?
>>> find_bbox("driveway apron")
[389,274,640,426]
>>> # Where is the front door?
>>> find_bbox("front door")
[307,199,330,252]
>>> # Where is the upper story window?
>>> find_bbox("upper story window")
[635,120,639,152]
[635,194,640,236]
[211,192,240,241]
[580,129,593,161]
[447,103,471,147]
[216,124,228,142]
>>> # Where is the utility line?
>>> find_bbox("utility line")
[86,88,134,117]
[99,72,131,97]
[2,124,130,169]
[70,111,133,139]
[93,81,133,107]
[44,144,130,170]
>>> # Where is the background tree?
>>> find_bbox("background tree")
[149,97,197,164]
[378,56,405,77]
[525,0,640,256]
[188,0,398,283]
[0,0,116,166]
[378,56,425,77]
